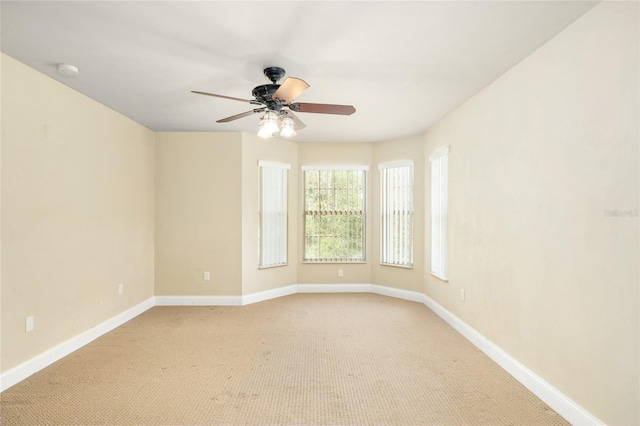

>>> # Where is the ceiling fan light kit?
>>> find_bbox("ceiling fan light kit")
[257,111,297,138]
[257,110,280,138]
[192,66,355,138]
[279,116,296,137]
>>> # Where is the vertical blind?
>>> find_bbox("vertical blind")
[302,165,368,262]
[379,161,413,266]
[429,147,449,280]
[259,161,290,268]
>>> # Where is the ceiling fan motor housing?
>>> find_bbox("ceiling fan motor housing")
[251,67,287,111]
[252,84,281,111]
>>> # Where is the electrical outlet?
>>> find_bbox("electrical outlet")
[25,316,34,333]
[338,269,344,277]
[118,283,124,295]
[460,289,465,301]
[204,271,210,281]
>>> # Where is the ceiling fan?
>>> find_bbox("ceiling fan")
[192,66,356,137]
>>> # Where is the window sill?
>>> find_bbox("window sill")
[380,263,413,269]
[302,261,367,264]
[429,272,449,282]
[258,263,288,270]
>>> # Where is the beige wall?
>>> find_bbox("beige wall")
[371,135,425,292]
[296,143,373,284]
[423,2,639,424]
[1,54,155,372]
[155,136,427,292]
[154,132,242,296]
[241,133,298,294]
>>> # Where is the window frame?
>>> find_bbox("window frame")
[429,147,449,281]
[302,165,368,263]
[258,160,290,269]
[379,160,414,268]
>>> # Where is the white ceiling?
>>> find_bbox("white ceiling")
[1,1,598,143]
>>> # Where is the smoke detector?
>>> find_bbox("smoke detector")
[57,63,79,77]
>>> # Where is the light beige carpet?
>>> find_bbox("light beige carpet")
[0,293,568,425]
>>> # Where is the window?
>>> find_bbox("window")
[379,161,413,267]
[303,165,367,262]
[429,147,449,280]
[259,161,289,268]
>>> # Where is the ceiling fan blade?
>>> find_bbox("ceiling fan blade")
[216,108,265,123]
[272,77,309,103]
[290,102,356,115]
[287,111,306,130]
[192,90,254,104]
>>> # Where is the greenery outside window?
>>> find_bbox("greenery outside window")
[303,165,367,262]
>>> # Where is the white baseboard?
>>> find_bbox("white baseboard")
[422,294,603,426]
[372,284,424,303]
[242,285,297,305]
[241,284,425,306]
[0,297,154,392]
[297,283,372,293]
[154,290,301,307]
[154,295,243,306]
